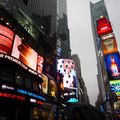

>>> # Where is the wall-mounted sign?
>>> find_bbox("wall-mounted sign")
[17,89,46,101]
[1,84,14,90]
[97,17,113,36]
[57,59,78,100]
[110,80,120,95]
[30,98,44,105]
[104,53,120,80]
[101,37,118,55]
[0,24,44,76]
[67,98,79,103]
[0,92,25,101]
[0,24,14,54]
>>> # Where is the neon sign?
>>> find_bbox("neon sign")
[17,89,46,101]
[67,98,79,103]
[0,54,42,77]
[1,84,14,90]
[0,92,25,101]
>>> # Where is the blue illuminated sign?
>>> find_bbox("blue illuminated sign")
[17,89,46,101]
[67,98,79,103]
[104,53,120,80]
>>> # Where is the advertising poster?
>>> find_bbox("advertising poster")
[11,35,38,71]
[110,80,120,95]
[42,74,48,94]
[102,37,118,55]
[0,24,14,54]
[104,53,120,80]
[57,59,78,101]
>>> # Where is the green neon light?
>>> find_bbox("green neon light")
[110,80,120,84]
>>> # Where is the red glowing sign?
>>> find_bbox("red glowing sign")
[0,24,14,54]
[0,24,44,75]
[97,17,113,36]
[0,92,25,101]
[36,100,44,105]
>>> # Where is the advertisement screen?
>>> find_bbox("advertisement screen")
[102,37,118,55]
[104,53,120,80]
[110,80,120,95]
[49,80,57,97]
[0,24,14,54]
[0,24,44,75]
[114,101,120,113]
[97,17,113,36]
[11,35,37,71]
[57,59,78,100]
[41,74,48,94]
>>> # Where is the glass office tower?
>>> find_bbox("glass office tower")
[56,0,71,58]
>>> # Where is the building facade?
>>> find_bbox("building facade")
[0,0,58,119]
[90,0,120,119]
[72,54,89,104]
[56,0,71,58]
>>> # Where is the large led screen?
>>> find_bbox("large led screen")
[0,24,14,54]
[57,59,78,99]
[104,53,120,80]
[0,24,44,75]
[110,80,120,95]
[102,37,118,55]
[11,35,38,71]
[97,17,113,36]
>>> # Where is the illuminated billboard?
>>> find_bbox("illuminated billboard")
[110,80,120,95]
[49,79,57,97]
[41,74,48,94]
[0,24,44,75]
[101,37,118,55]
[113,101,120,113]
[57,59,78,99]
[104,53,120,80]
[97,17,113,36]
[0,24,14,54]
[11,35,37,71]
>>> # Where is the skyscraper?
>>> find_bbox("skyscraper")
[56,0,71,58]
[2,0,57,36]
[72,54,89,104]
[90,0,120,119]
[90,0,111,114]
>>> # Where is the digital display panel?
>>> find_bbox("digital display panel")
[49,80,57,97]
[104,53,120,80]
[11,35,38,71]
[0,24,14,54]
[102,37,118,55]
[57,59,78,99]
[41,74,48,94]
[97,17,113,36]
[110,80,120,95]
[114,101,120,113]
